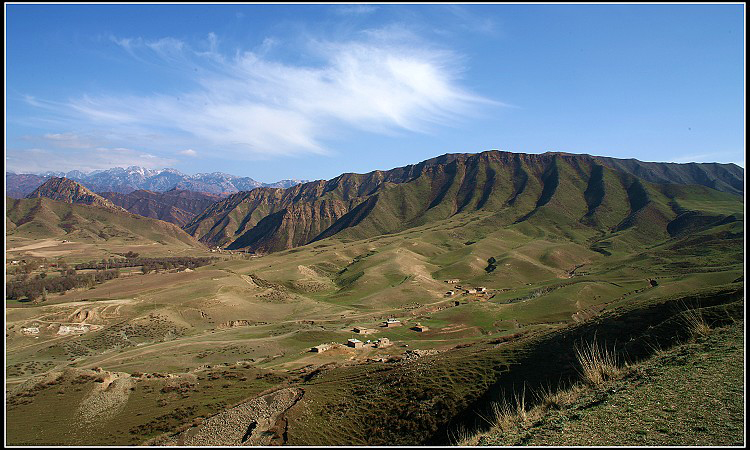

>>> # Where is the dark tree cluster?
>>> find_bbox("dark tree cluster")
[74,256,215,272]
[6,269,120,302]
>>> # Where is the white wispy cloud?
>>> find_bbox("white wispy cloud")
[58,30,497,159]
[442,5,498,36]
[179,149,198,157]
[32,132,101,149]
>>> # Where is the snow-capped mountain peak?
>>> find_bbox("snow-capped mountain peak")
[6,166,309,197]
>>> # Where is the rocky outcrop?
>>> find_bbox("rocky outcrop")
[149,387,303,446]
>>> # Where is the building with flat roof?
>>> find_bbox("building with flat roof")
[383,318,402,327]
[57,325,89,335]
[311,344,332,353]
[347,338,363,348]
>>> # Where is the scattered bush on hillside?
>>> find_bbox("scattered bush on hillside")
[75,256,214,273]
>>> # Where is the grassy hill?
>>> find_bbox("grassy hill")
[26,177,124,211]
[6,196,203,249]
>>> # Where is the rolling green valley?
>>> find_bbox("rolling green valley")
[5,150,744,446]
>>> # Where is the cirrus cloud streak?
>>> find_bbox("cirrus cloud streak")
[63,30,497,160]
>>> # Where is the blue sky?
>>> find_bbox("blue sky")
[5,3,745,182]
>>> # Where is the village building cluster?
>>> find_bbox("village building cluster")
[309,315,439,354]
[444,280,488,298]
[311,337,391,353]
[57,325,89,335]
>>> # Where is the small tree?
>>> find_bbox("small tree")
[485,257,498,273]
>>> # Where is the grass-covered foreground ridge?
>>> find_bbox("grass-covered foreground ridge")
[459,315,744,446]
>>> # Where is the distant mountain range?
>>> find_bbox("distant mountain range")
[184,150,744,253]
[10,151,743,256]
[5,166,308,198]
[20,177,223,228]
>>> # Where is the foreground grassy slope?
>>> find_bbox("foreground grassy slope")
[281,284,743,445]
[467,319,744,446]
[5,364,290,446]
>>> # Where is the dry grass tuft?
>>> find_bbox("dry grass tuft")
[490,385,532,433]
[678,305,711,339]
[452,424,477,446]
[534,381,582,411]
[575,336,619,386]
[464,340,627,445]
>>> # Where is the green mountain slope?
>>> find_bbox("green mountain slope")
[185,151,742,255]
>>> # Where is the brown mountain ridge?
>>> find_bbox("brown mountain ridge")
[99,189,221,227]
[183,150,743,254]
